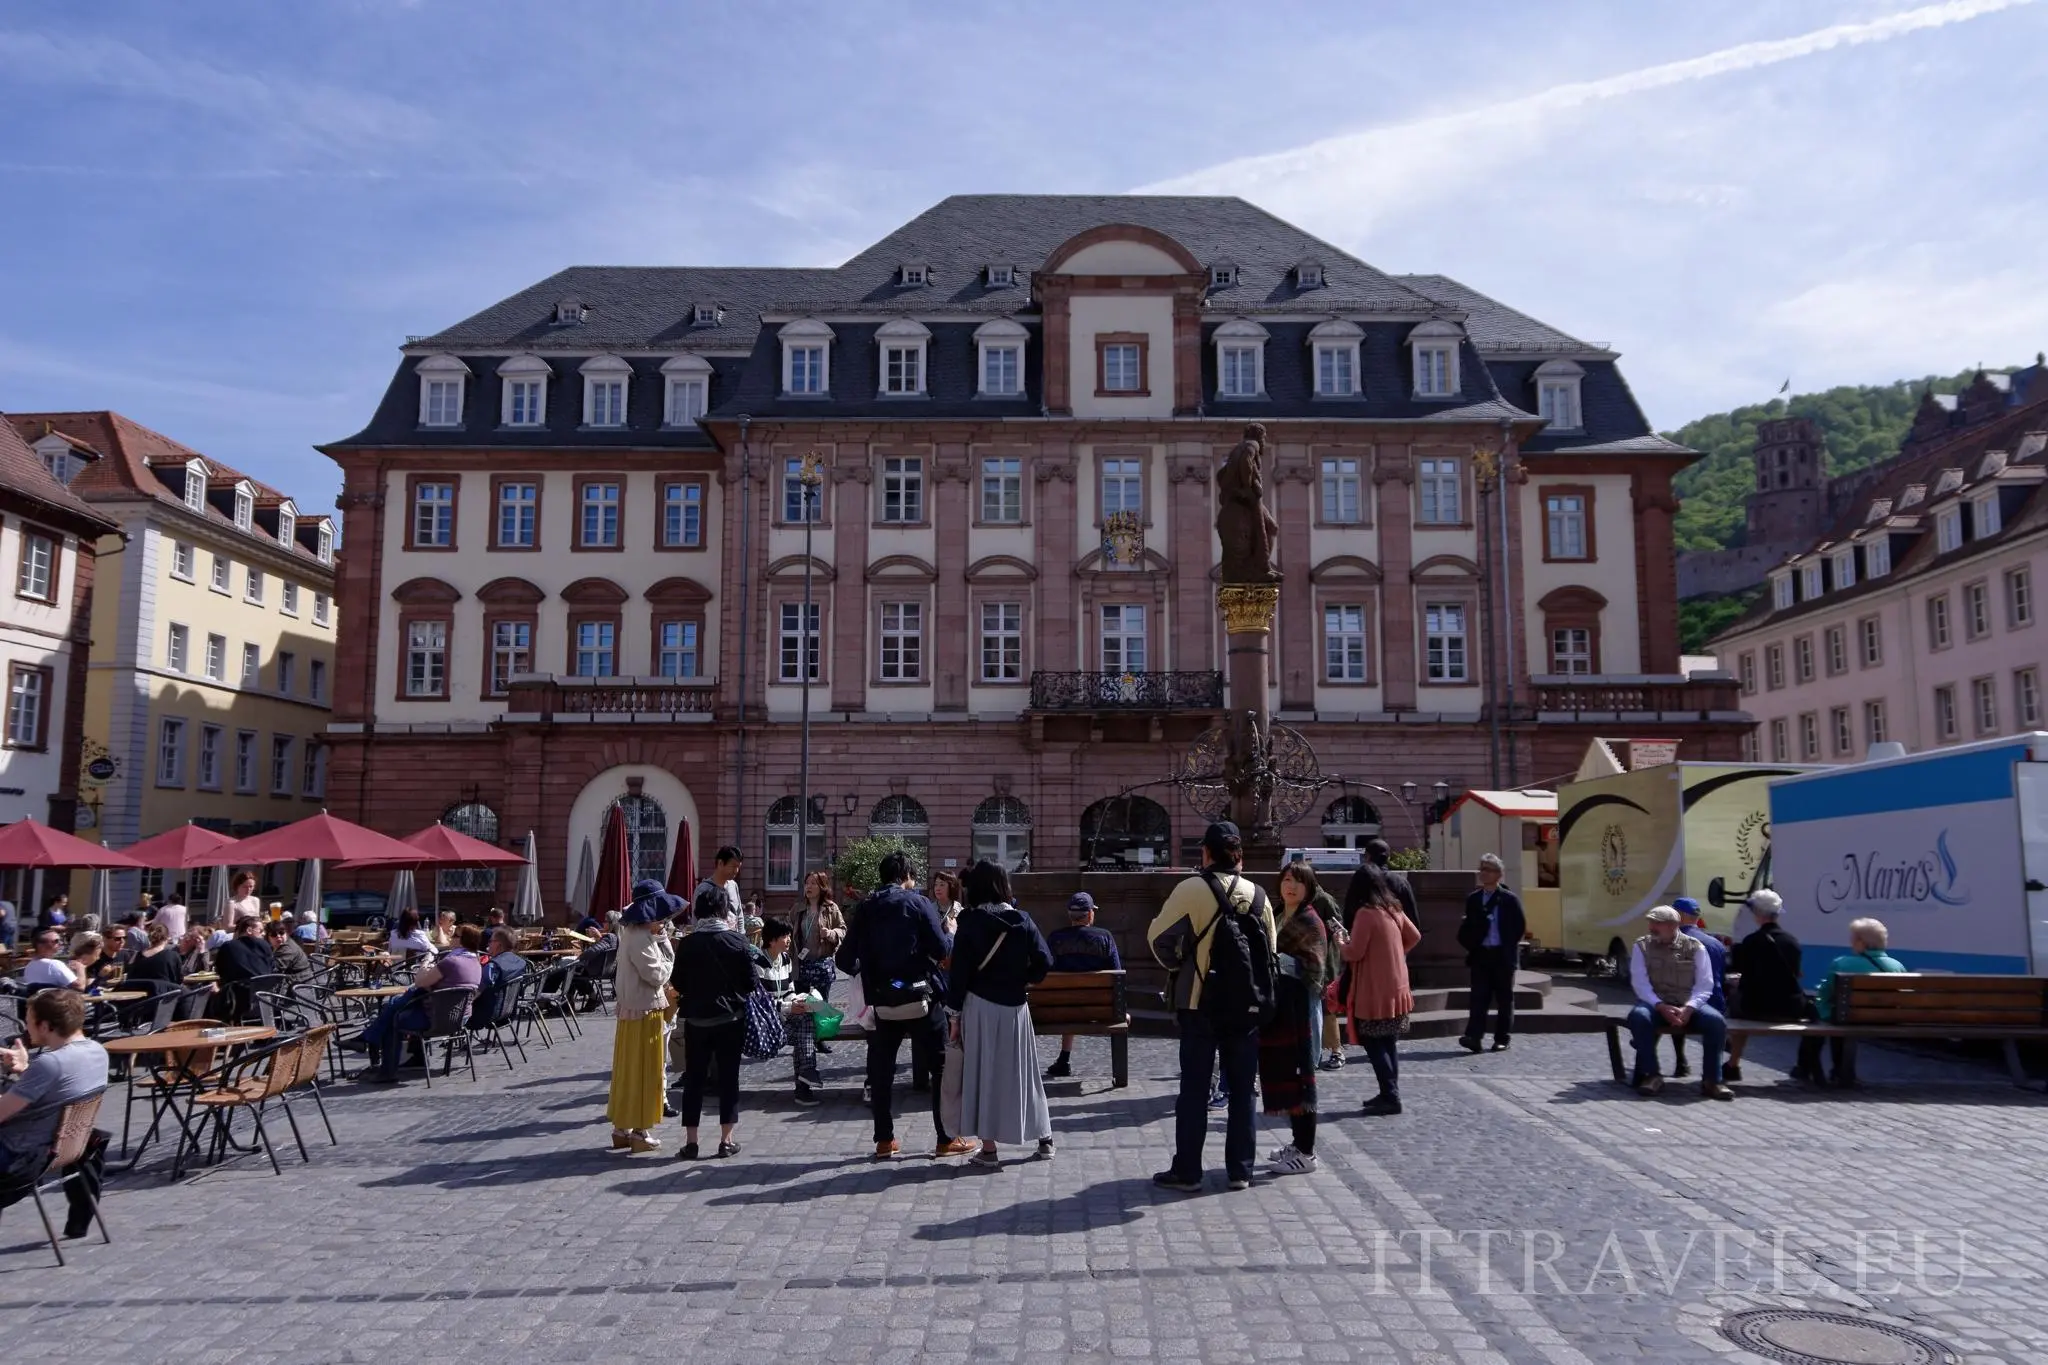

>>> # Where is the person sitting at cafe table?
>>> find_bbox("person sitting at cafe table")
[18,931,81,989]
[122,922,185,991]
[0,990,110,1240]
[429,909,459,952]
[263,919,314,986]
[471,928,527,1027]
[354,924,486,1084]
[484,908,508,930]
[212,915,279,1021]
[293,908,328,945]
[175,926,211,977]
[387,909,436,961]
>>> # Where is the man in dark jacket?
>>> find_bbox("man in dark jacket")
[212,915,279,1023]
[1725,889,1808,1082]
[1044,891,1121,1080]
[1670,897,1730,1079]
[1364,839,1419,927]
[671,886,761,1159]
[1457,854,1525,1053]
[835,852,969,1161]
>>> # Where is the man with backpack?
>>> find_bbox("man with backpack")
[1147,821,1278,1193]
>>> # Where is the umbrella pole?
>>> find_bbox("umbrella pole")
[29,868,41,929]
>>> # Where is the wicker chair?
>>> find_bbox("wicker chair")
[0,1090,110,1266]
[190,1038,301,1176]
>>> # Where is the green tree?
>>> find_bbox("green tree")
[1679,590,1760,653]
[833,835,928,897]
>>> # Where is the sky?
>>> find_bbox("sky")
[2,0,2045,509]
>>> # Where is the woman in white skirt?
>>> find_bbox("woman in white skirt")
[945,860,1055,1168]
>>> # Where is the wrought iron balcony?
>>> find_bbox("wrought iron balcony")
[1028,670,1224,712]
[503,676,718,720]
[1528,677,1742,719]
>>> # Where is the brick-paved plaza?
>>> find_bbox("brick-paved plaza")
[4,1012,2045,1364]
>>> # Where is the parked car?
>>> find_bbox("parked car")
[321,890,390,932]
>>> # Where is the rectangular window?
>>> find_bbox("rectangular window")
[171,542,195,581]
[302,742,326,798]
[157,717,185,787]
[1551,626,1592,675]
[507,379,544,427]
[586,380,625,427]
[1101,458,1143,520]
[573,621,616,677]
[1769,718,1788,763]
[1834,554,1856,591]
[980,458,1022,523]
[1802,563,1822,600]
[1220,345,1260,397]
[1764,644,1784,690]
[490,620,532,693]
[787,345,825,395]
[881,457,924,523]
[1100,604,1147,673]
[1101,343,1141,392]
[277,651,296,696]
[1864,700,1887,747]
[309,659,326,702]
[5,666,46,749]
[244,568,263,605]
[15,531,54,601]
[1794,635,1814,684]
[234,731,257,793]
[1423,602,1469,683]
[1830,706,1852,757]
[240,643,260,688]
[778,602,821,682]
[1937,508,1962,554]
[496,481,538,548]
[1320,458,1361,524]
[578,481,620,548]
[879,602,922,681]
[1538,381,1579,429]
[270,735,293,795]
[1417,458,1461,524]
[1974,496,2002,539]
[981,345,1021,396]
[1965,581,1991,639]
[1324,605,1368,681]
[882,345,923,395]
[313,592,331,627]
[211,554,231,593]
[2007,566,2033,628]
[1739,651,1756,694]
[666,378,706,427]
[656,621,699,678]
[2017,668,2041,729]
[166,623,189,673]
[197,724,222,790]
[1773,576,1794,610]
[979,602,1022,682]
[1799,712,1820,761]
[1824,625,1846,676]
[783,459,821,523]
[204,633,225,682]
[1928,594,1951,649]
[412,481,454,547]
[1740,730,1760,762]
[1545,493,1587,559]
[1315,346,1354,396]
[1414,346,1452,396]
[1974,676,1998,735]
[1859,616,1882,667]
[405,620,447,697]
[1866,538,1891,577]
[424,380,462,426]
[1934,684,1958,741]
[661,481,703,548]
[278,583,297,616]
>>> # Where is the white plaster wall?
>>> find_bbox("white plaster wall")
[1520,474,1641,673]
[1068,295,1175,421]
[1057,241,1185,275]
[0,519,77,822]
[563,764,702,909]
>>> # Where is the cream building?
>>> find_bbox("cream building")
[7,413,336,905]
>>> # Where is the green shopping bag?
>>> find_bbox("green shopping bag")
[809,1002,846,1040]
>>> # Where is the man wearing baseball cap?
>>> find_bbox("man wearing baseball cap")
[1043,892,1122,1080]
[1726,888,1812,1081]
[1625,905,1733,1099]
[1666,898,1728,1080]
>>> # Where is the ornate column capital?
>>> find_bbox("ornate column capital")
[1218,583,1281,635]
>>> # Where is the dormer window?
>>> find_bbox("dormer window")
[693,304,722,325]
[579,355,631,427]
[1209,264,1238,288]
[1865,536,1891,578]
[1295,261,1324,289]
[1935,506,1963,553]
[1308,320,1364,398]
[1408,320,1463,399]
[232,481,254,531]
[898,264,928,287]
[1772,572,1794,611]
[316,522,334,566]
[985,265,1014,288]
[876,319,931,397]
[414,354,470,427]
[1978,449,2009,478]
[497,354,551,427]
[1213,319,1268,399]
[778,319,834,397]
[1934,467,1965,496]
[1534,358,1584,430]
[973,318,1028,398]
[1831,548,1855,591]
[1973,492,2003,538]
[277,502,296,550]
[1865,498,1893,524]
[1801,561,1823,600]
[1898,483,1926,509]
[554,297,586,325]
[182,459,209,512]
[660,354,712,427]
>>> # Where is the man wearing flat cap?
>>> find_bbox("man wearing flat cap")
[1626,905,1733,1100]
[1044,891,1122,1081]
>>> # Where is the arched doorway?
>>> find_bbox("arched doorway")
[565,766,700,910]
[972,796,1032,872]
[1080,795,1170,870]
[1321,795,1382,849]
[617,792,668,888]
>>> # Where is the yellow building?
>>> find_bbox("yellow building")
[9,413,336,906]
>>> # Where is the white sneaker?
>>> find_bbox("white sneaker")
[1265,1143,1299,1165]
[1268,1148,1318,1176]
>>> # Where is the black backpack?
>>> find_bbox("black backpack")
[1197,871,1276,1031]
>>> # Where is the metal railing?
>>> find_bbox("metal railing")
[1528,678,1741,717]
[1028,670,1224,711]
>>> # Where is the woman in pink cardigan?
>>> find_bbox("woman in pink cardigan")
[1342,865,1422,1115]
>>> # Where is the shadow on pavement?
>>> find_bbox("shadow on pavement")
[911,1176,1156,1240]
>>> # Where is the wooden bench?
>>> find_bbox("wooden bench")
[1603,973,2048,1089]
[1027,970,1130,1088]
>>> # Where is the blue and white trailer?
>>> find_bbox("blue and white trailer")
[1766,734,2048,984]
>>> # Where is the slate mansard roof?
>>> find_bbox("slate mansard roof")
[332,195,1674,458]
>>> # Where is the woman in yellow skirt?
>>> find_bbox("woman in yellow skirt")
[608,880,680,1153]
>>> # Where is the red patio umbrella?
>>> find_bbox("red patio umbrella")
[337,824,531,870]
[212,812,423,867]
[120,822,239,868]
[665,818,695,900]
[586,802,631,921]
[0,819,144,868]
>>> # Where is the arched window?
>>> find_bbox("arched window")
[440,802,500,894]
[1081,795,1170,869]
[1321,795,1381,849]
[766,796,826,892]
[616,793,668,888]
[869,795,931,860]
[972,796,1032,872]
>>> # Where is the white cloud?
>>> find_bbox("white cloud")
[1762,266,2048,379]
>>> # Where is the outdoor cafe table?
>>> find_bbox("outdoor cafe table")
[90,991,148,1004]
[103,1025,277,1176]
[333,985,407,1020]
[185,972,218,984]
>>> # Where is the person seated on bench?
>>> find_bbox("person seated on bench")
[1043,892,1121,1081]
[1627,906,1733,1100]
[1795,917,1905,1087]
[1725,889,1812,1081]
[1665,898,1728,1080]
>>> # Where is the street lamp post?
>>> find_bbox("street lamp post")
[797,451,825,887]
[829,791,859,869]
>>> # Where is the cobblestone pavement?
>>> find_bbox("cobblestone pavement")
[3,1011,2045,1363]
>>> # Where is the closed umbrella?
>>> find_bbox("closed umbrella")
[511,831,543,924]
[387,868,418,919]
[587,803,630,923]
[665,818,695,900]
[206,866,230,928]
[570,836,594,921]
[294,858,323,924]
[89,867,112,923]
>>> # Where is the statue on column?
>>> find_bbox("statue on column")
[1215,422,1281,584]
